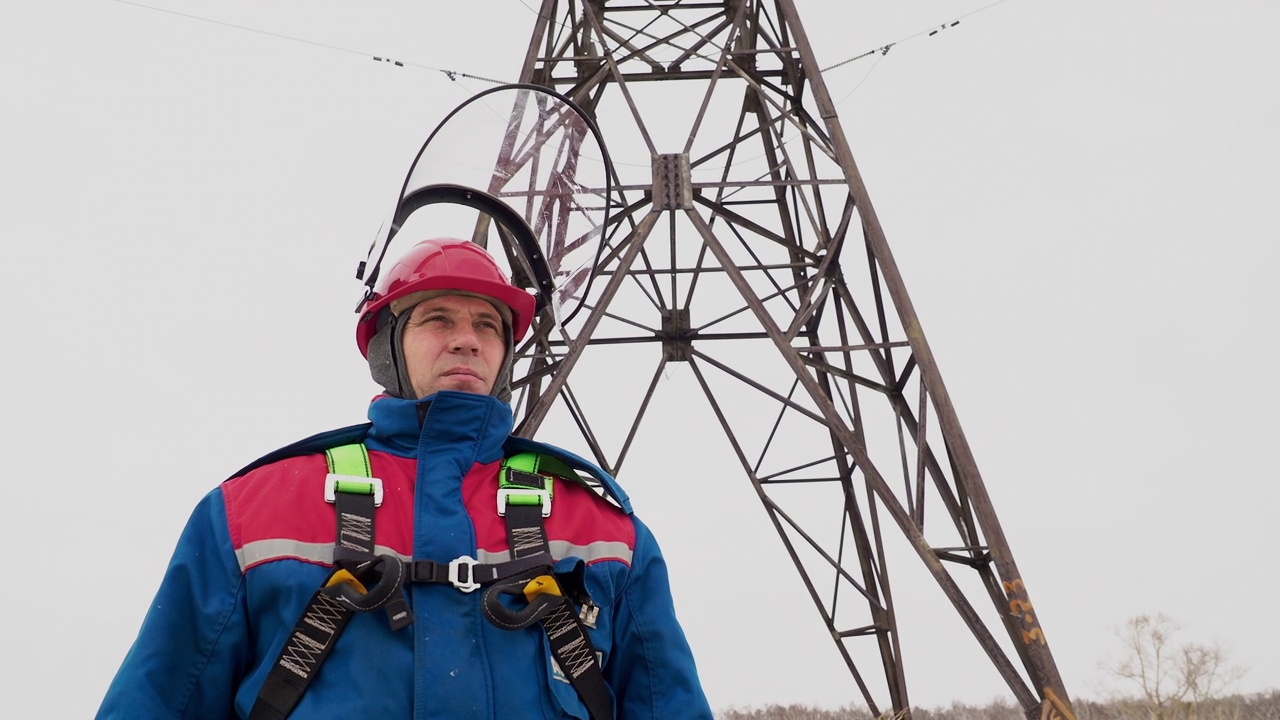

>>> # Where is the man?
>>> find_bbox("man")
[97,237,712,719]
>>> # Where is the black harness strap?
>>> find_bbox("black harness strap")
[249,446,410,720]
[408,552,555,589]
[334,491,376,563]
[250,579,355,720]
[482,465,614,720]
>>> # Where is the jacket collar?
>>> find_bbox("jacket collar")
[364,391,513,463]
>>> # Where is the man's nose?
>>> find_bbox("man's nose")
[450,323,481,352]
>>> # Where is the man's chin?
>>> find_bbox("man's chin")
[436,376,491,395]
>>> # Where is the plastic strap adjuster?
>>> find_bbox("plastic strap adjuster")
[325,474,384,506]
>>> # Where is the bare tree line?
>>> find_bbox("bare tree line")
[717,692,1280,720]
[718,614,1270,720]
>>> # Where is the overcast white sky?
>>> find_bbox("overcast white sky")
[3,1,1278,716]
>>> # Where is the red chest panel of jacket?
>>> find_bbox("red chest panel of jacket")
[221,449,634,572]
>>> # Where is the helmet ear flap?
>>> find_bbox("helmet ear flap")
[367,307,412,399]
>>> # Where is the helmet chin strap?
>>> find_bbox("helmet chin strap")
[367,305,515,403]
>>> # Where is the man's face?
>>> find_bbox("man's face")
[401,294,506,399]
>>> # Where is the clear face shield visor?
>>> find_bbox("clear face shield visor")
[358,84,616,331]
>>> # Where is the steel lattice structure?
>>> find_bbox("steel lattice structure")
[499,2,1076,718]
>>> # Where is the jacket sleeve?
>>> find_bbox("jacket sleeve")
[607,517,713,719]
[96,488,249,719]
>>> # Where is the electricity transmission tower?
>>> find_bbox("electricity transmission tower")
[503,2,1076,718]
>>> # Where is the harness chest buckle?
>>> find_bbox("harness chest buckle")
[448,555,481,593]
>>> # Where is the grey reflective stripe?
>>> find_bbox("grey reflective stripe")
[236,539,411,572]
[237,539,631,572]
[476,539,633,566]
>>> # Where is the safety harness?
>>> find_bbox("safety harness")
[248,445,612,720]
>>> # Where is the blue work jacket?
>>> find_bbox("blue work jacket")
[97,391,711,719]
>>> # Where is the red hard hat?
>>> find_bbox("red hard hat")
[356,238,536,357]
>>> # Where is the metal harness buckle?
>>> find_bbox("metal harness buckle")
[448,556,481,593]
[325,473,384,507]
[496,487,552,517]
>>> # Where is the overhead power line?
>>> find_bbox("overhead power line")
[112,0,1012,89]
[821,0,1013,72]
[109,0,510,86]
